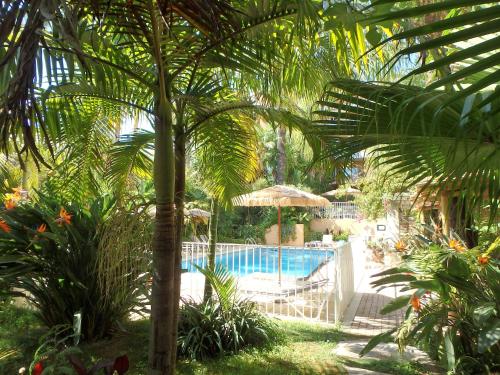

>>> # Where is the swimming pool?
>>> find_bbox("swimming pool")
[182,247,334,278]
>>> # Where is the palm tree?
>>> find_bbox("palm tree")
[1,2,332,373]
[364,1,500,103]
[312,1,500,236]
[314,79,500,237]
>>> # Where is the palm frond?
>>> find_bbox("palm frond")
[192,113,260,205]
[364,1,500,107]
[106,130,155,193]
[314,79,500,222]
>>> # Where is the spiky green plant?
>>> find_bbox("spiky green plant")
[0,194,150,341]
[362,232,500,374]
[177,265,278,360]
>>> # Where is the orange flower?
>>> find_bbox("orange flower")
[4,199,16,210]
[449,239,466,253]
[12,187,22,198]
[0,219,11,233]
[36,223,47,233]
[411,295,421,312]
[395,240,407,252]
[478,254,490,266]
[55,208,72,226]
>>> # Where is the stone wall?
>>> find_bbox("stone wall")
[264,223,304,246]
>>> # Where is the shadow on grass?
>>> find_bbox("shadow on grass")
[177,352,347,375]
[2,308,351,375]
[86,319,348,375]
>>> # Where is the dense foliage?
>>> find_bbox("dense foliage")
[354,162,412,220]
[0,193,150,341]
[364,232,500,374]
[177,265,278,360]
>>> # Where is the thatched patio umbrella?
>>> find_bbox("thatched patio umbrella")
[322,187,361,197]
[184,208,211,224]
[233,185,330,283]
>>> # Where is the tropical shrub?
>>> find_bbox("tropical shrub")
[0,192,151,341]
[332,232,349,242]
[177,265,278,360]
[363,233,500,374]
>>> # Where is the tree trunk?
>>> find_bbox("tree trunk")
[172,130,185,364]
[149,98,176,374]
[203,198,219,302]
[276,126,286,184]
[21,151,38,192]
[148,7,178,373]
[449,197,478,248]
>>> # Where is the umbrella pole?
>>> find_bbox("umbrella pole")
[278,206,282,285]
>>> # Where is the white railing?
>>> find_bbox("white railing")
[180,241,355,324]
[310,202,360,220]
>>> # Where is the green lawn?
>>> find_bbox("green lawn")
[0,304,429,375]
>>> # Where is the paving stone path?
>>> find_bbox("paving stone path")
[333,260,442,375]
[347,291,405,336]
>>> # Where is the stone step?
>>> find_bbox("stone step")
[343,366,390,375]
[333,340,443,375]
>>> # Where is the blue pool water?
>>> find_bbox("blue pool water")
[182,248,334,278]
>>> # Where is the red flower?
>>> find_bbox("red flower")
[32,361,43,375]
[113,355,129,375]
[0,219,11,233]
[411,295,421,312]
[478,254,490,266]
[36,223,47,233]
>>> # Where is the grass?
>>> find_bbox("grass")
[339,357,428,375]
[74,320,347,374]
[0,303,44,373]
[0,303,346,374]
[0,303,432,375]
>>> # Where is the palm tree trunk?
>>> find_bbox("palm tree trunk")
[148,7,177,373]
[172,130,186,362]
[276,126,286,184]
[203,198,219,302]
[149,97,176,375]
[21,151,38,192]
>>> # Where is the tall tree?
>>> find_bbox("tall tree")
[1,1,379,373]
[0,2,330,373]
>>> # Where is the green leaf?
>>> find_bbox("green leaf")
[478,319,500,353]
[409,279,443,293]
[379,295,411,315]
[366,27,382,46]
[444,330,456,371]
[444,255,470,278]
[473,303,497,327]
[371,274,416,287]
[371,266,412,277]
[360,328,396,357]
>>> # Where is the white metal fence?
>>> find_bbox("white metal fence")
[181,241,355,323]
[310,202,360,220]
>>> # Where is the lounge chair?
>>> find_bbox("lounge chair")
[242,256,336,321]
[244,278,332,320]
